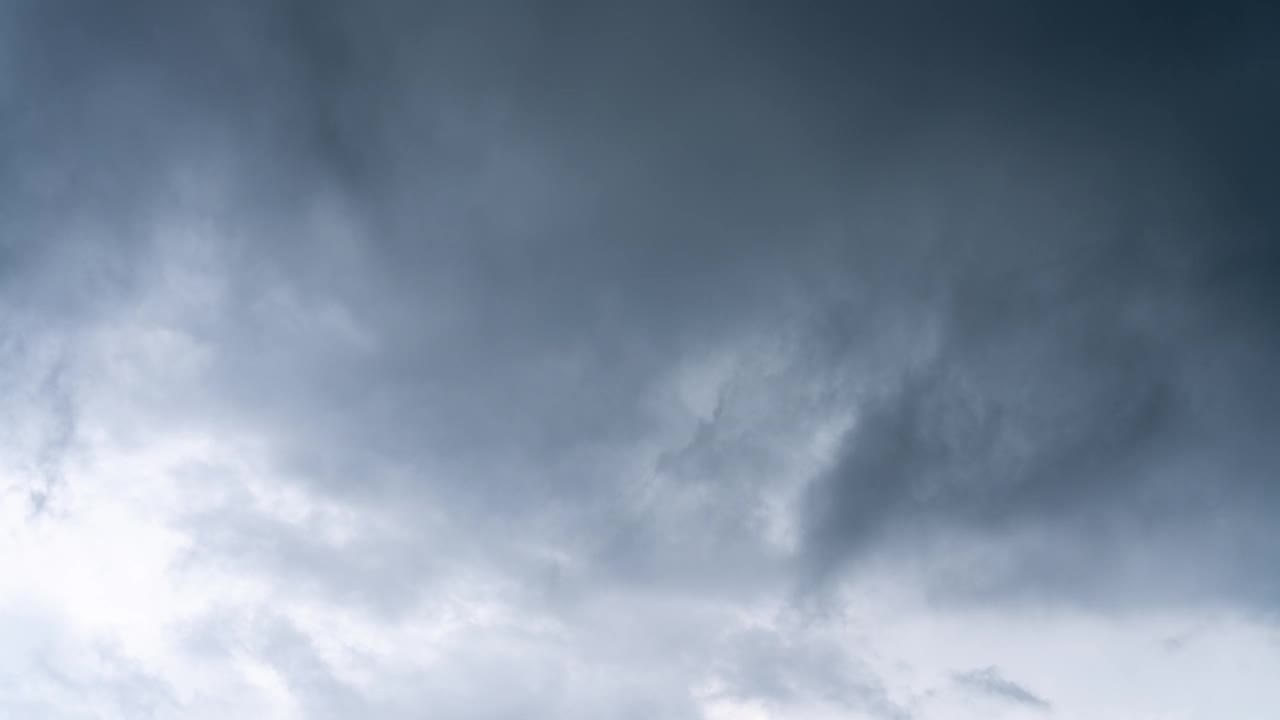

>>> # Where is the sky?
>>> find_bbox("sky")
[2,1,1279,718]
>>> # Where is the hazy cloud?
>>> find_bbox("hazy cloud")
[954,666,1050,711]
[2,1,1279,718]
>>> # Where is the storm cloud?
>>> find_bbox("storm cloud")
[2,1,1279,718]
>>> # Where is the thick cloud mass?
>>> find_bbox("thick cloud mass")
[3,1,1280,718]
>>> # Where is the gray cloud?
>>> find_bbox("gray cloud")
[711,619,910,719]
[3,1,1279,718]
[954,666,1050,711]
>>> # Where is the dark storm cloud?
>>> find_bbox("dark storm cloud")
[4,0,1280,717]
[3,0,844,593]
[784,1,1280,608]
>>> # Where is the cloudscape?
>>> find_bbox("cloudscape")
[2,2,1279,718]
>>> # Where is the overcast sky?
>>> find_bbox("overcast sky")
[2,1,1279,718]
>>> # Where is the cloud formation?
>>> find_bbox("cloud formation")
[954,667,1050,711]
[2,1,1279,718]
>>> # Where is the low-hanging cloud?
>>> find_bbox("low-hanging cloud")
[2,1,1279,718]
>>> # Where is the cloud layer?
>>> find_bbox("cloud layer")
[3,1,1280,718]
